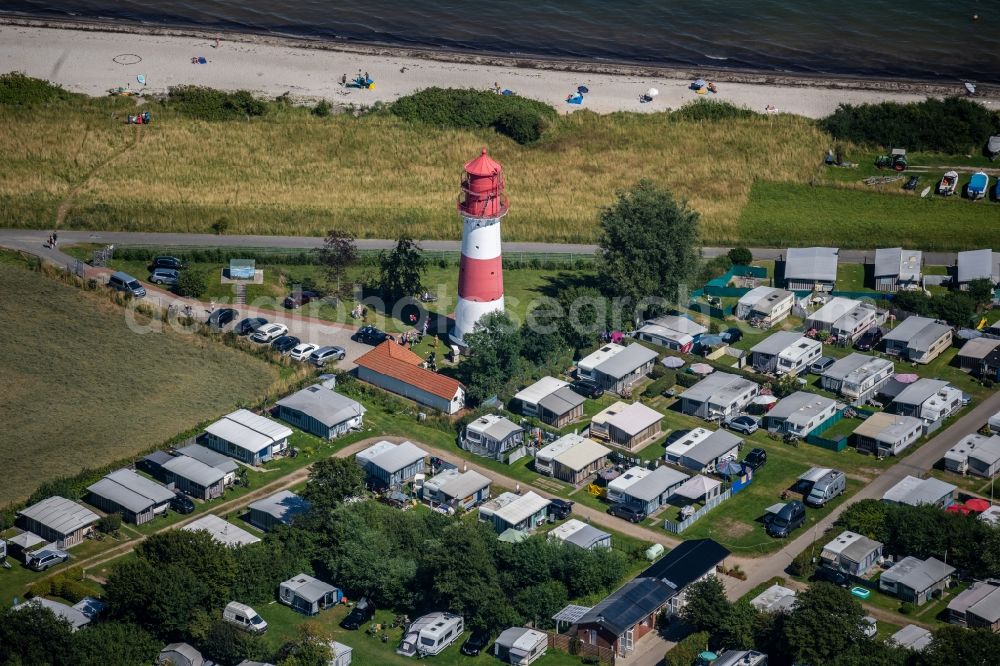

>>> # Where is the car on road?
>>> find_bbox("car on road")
[149,256,188,271]
[608,503,646,523]
[353,325,389,346]
[549,499,574,520]
[310,345,347,367]
[809,356,835,374]
[854,327,884,352]
[340,597,376,630]
[289,342,319,361]
[235,317,268,336]
[811,566,850,587]
[664,429,691,447]
[26,548,69,572]
[725,414,759,435]
[207,308,239,331]
[170,494,195,514]
[721,327,743,344]
[251,323,289,343]
[461,632,491,657]
[149,268,180,286]
[570,379,604,399]
[742,447,767,470]
[271,335,301,353]
[765,499,805,538]
[283,290,322,309]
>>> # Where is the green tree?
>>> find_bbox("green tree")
[520,302,570,366]
[460,311,523,405]
[317,228,357,295]
[893,290,934,316]
[71,621,159,666]
[378,236,426,303]
[923,625,1000,666]
[276,624,334,666]
[933,291,976,327]
[785,583,865,666]
[597,180,700,312]
[836,499,890,543]
[232,539,312,605]
[728,247,753,265]
[718,598,759,651]
[557,285,611,352]
[681,576,731,635]
[175,268,208,297]
[664,631,710,666]
[200,620,268,665]
[513,580,568,628]
[302,457,366,508]
[968,278,995,308]
[0,603,75,666]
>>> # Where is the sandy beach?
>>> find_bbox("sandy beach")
[2,19,997,118]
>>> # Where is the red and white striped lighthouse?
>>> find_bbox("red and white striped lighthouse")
[451,148,508,345]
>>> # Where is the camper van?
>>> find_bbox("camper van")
[805,470,846,507]
[397,612,464,657]
[223,601,268,634]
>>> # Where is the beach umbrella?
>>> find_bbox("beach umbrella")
[946,503,972,515]
[690,363,714,376]
[717,460,744,477]
[894,373,919,384]
[693,78,707,88]
[965,498,991,513]
[577,85,589,94]
[661,356,685,369]
[610,331,624,343]
[646,87,659,98]
[752,395,778,406]
[700,335,724,347]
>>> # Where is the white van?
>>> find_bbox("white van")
[223,601,268,634]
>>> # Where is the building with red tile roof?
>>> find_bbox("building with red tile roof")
[354,341,466,414]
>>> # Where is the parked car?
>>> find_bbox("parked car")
[461,632,491,657]
[353,325,389,346]
[223,601,268,634]
[149,268,180,286]
[340,597,376,630]
[25,548,69,572]
[149,256,188,271]
[766,500,806,538]
[283,290,321,309]
[289,342,319,361]
[811,566,850,587]
[310,345,347,367]
[570,379,604,399]
[608,503,646,523]
[721,327,743,344]
[664,429,691,447]
[250,323,289,343]
[235,317,268,336]
[271,335,301,353]
[805,469,846,508]
[549,499,574,520]
[170,493,195,514]
[743,447,767,470]
[809,356,835,374]
[854,327,884,352]
[108,271,146,298]
[207,308,239,331]
[725,414,759,435]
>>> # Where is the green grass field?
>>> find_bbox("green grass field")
[0,253,279,504]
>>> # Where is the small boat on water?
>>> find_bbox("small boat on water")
[938,170,959,196]
[968,171,990,200]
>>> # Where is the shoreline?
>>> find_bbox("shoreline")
[2,14,997,100]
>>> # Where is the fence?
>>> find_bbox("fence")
[547,632,616,665]
[663,488,733,534]
[805,407,876,451]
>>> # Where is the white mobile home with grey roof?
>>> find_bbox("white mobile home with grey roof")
[874,248,922,292]
[750,331,821,375]
[679,372,760,420]
[766,392,838,437]
[248,490,311,531]
[853,412,923,456]
[279,573,341,615]
[356,440,427,488]
[177,444,239,485]
[636,315,707,353]
[880,556,955,605]
[677,429,742,474]
[620,465,689,515]
[590,343,658,395]
[882,475,956,508]
[782,247,839,291]
[956,249,1000,289]
[883,317,952,364]
[806,297,878,342]
[276,384,365,440]
[422,468,491,510]
[821,353,894,404]
[462,414,525,461]
[736,286,795,326]
[891,379,962,423]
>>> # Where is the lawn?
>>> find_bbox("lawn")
[0,254,280,504]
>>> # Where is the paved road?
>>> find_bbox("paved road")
[0,228,963,265]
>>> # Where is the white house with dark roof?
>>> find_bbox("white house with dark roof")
[679,372,760,420]
[944,433,1000,478]
[479,491,551,534]
[806,297,879,342]
[606,466,652,504]
[891,379,962,424]
[356,440,427,488]
[674,430,742,474]
[422,468,491,510]
[513,377,584,428]
[535,434,610,484]
[86,468,174,525]
[879,556,955,605]
[750,331,821,375]
[956,249,1000,289]
[636,315,707,353]
[736,286,795,326]
[820,530,883,576]
[853,412,923,456]
[957,337,1000,375]
[590,343,659,395]
[882,475,956,508]
[548,518,612,550]
[462,414,525,461]
[17,496,99,548]
[590,401,663,450]
[276,384,365,440]
[203,409,292,466]
[883,317,952,364]
[782,247,839,291]
[766,392,839,437]
[619,465,689,515]
[820,353,894,404]
[874,248,923,292]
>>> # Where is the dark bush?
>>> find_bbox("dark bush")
[822,97,1000,153]
[643,371,676,398]
[669,99,757,122]
[312,99,332,117]
[390,87,555,144]
[676,372,701,388]
[166,86,267,121]
[0,72,71,105]
[728,247,753,265]
[98,514,122,534]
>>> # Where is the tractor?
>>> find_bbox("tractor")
[875,148,908,171]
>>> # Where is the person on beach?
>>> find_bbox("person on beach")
[341,73,347,86]
[494,82,501,94]
[213,37,220,49]
[707,81,718,93]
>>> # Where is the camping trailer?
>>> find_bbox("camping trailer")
[396,613,464,657]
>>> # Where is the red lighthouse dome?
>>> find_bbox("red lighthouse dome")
[458,148,509,219]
